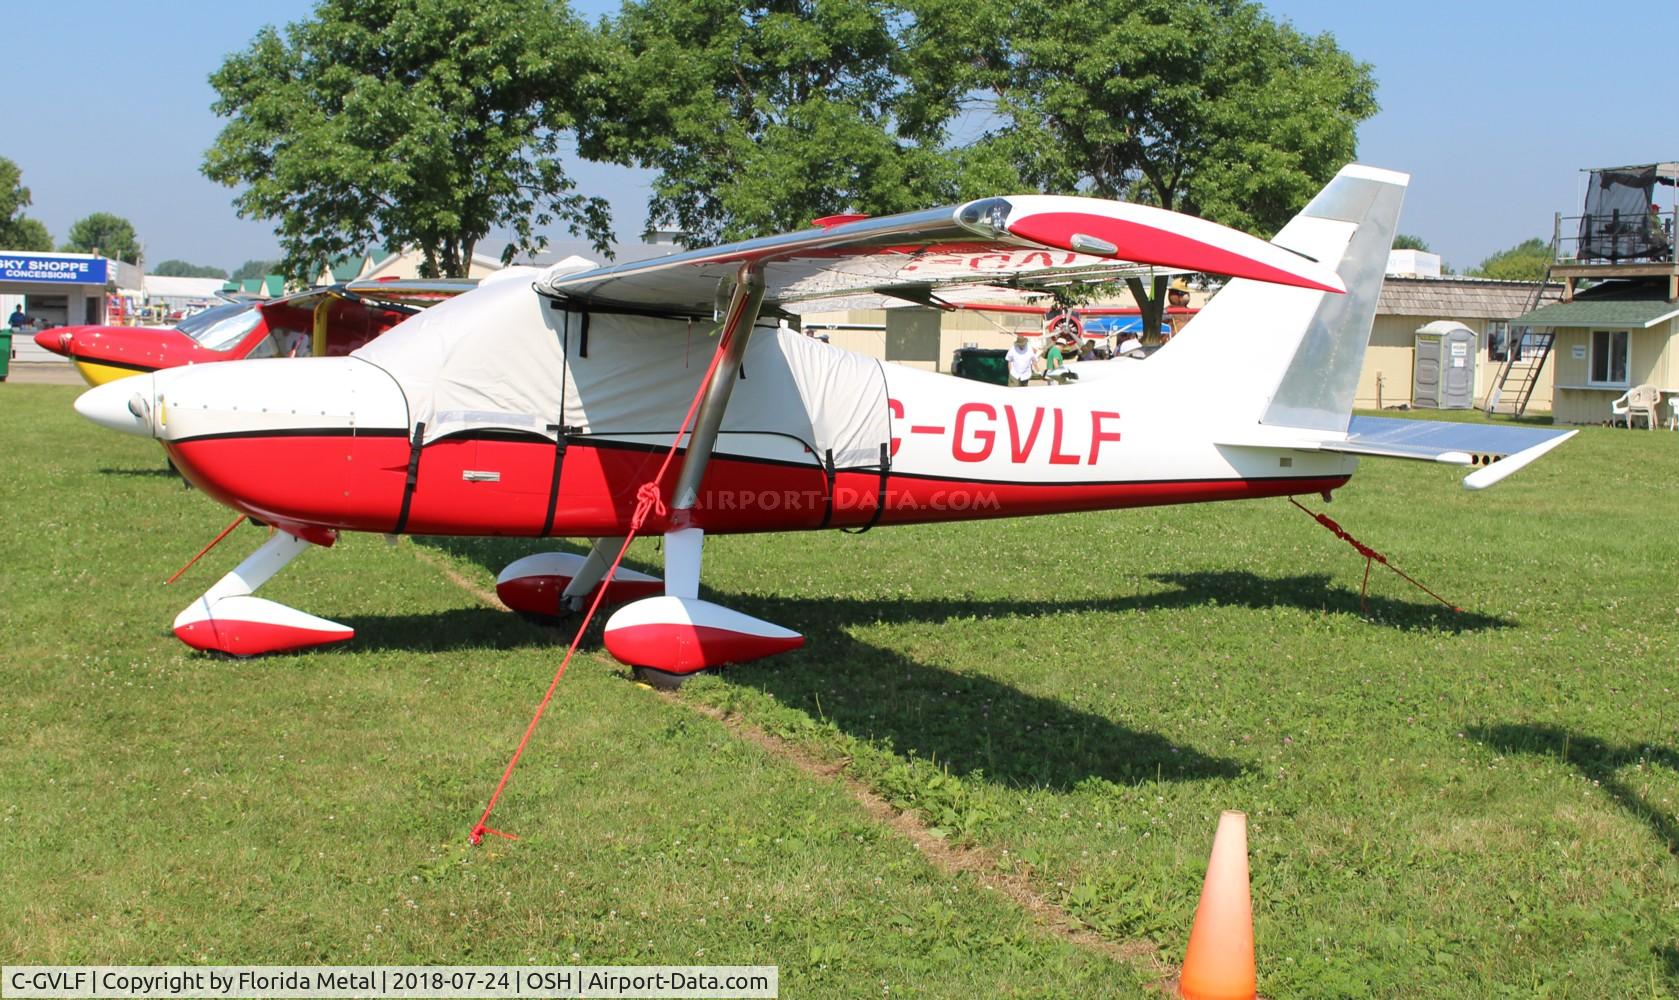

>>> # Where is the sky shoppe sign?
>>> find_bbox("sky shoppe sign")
[0,253,108,284]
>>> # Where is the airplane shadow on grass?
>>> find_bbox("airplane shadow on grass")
[1467,723,1679,855]
[415,537,1509,634]
[337,607,559,654]
[1138,570,1504,634]
[397,536,1512,789]
[1470,723,1679,987]
[1663,944,1679,988]
[175,607,561,658]
[406,538,1243,790]
[710,603,1247,792]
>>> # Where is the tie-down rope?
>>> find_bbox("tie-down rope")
[1288,496,1459,615]
[468,313,743,846]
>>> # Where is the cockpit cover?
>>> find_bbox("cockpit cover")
[353,279,892,468]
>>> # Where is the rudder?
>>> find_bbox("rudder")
[1261,165,1408,432]
[1152,165,1408,435]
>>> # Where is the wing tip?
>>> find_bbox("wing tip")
[1461,429,1576,491]
[1339,163,1411,187]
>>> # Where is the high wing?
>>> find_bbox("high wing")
[544,196,1346,315]
[340,277,479,307]
[251,278,479,318]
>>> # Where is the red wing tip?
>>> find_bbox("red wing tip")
[813,213,871,230]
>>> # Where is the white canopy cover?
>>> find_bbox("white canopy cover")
[353,278,892,469]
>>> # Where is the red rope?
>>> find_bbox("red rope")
[164,514,247,584]
[1288,497,1460,614]
[468,306,742,846]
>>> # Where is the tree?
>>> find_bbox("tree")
[0,157,54,251]
[1468,237,1551,282]
[581,0,987,244]
[974,0,1377,237]
[1392,234,1431,252]
[230,259,281,282]
[154,259,229,279]
[62,212,142,263]
[204,0,613,279]
[6,217,53,252]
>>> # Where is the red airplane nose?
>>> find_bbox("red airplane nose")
[34,329,72,357]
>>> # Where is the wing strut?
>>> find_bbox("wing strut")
[669,266,766,525]
[662,265,766,600]
[469,263,798,845]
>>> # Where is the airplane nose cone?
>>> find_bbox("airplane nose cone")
[34,329,72,356]
[74,375,156,437]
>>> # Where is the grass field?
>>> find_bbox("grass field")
[3,382,1678,998]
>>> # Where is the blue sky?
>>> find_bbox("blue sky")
[2,1,1666,272]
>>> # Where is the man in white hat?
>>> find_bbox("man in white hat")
[1005,334,1037,386]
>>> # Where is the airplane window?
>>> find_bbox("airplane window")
[175,302,263,351]
[243,334,279,360]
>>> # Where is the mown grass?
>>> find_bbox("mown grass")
[4,384,1678,997]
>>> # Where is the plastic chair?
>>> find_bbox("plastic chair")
[1611,384,1662,430]
[1669,396,1679,431]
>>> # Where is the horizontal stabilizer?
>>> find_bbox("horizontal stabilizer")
[1218,415,1576,490]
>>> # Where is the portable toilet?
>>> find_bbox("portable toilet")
[1413,321,1478,409]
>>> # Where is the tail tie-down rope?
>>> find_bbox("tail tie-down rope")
[1288,497,1459,615]
[468,319,736,847]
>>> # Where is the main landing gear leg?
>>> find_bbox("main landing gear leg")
[495,538,663,621]
[599,265,804,687]
[173,530,353,656]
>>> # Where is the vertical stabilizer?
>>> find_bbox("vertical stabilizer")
[1152,165,1408,434]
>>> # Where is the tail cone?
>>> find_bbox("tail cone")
[1178,810,1256,1000]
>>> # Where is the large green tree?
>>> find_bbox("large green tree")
[963,0,1377,237]
[0,157,54,251]
[62,212,141,263]
[581,0,994,244]
[584,0,1375,271]
[154,259,229,279]
[204,0,613,278]
[6,217,53,253]
[1468,237,1551,282]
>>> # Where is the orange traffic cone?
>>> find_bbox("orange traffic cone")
[1177,810,1257,1000]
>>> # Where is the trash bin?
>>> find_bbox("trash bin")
[0,329,12,382]
[951,346,1009,386]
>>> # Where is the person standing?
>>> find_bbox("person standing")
[1005,335,1036,386]
[1166,279,1192,337]
[1647,203,1671,257]
[7,305,27,331]
[1042,337,1067,383]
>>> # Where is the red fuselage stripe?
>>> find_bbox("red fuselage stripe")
[165,432,1349,538]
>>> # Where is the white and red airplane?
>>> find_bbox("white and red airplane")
[34,278,478,387]
[75,165,1574,685]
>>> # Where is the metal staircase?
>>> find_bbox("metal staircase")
[1482,330,1554,417]
[1483,261,1558,418]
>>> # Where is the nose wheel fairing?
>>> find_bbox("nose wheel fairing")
[174,595,355,656]
[172,530,353,656]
